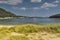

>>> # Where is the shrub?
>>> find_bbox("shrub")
[10,24,60,33]
[8,36,29,40]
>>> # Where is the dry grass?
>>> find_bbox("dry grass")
[0,24,60,40]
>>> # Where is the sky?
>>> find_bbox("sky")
[0,0,60,17]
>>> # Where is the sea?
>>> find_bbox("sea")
[0,17,60,25]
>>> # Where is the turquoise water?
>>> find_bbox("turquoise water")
[0,18,60,25]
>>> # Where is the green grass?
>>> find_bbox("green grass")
[9,24,60,33]
[0,24,60,34]
[8,36,29,40]
[0,27,11,39]
[0,24,60,40]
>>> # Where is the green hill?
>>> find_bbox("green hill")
[49,14,60,18]
[0,8,17,17]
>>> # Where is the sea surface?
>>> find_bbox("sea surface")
[0,18,60,25]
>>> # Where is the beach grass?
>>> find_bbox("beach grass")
[0,24,60,40]
[8,35,29,40]
[9,24,60,33]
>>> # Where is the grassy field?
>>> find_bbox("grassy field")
[0,24,60,40]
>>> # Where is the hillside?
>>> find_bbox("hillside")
[0,8,17,17]
[49,14,60,18]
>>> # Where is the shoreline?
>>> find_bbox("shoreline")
[0,24,59,29]
[0,25,15,28]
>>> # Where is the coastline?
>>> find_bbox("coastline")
[0,25,15,28]
[0,17,14,19]
[0,24,60,27]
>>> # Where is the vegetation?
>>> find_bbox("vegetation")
[0,27,11,38]
[7,24,60,33]
[0,8,16,17]
[0,24,60,40]
[0,8,26,18]
[8,36,29,40]
[49,14,60,18]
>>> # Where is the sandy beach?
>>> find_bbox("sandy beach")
[0,25,15,28]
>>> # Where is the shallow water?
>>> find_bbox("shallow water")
[0,18,60,25]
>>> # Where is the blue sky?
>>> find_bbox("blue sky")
[0,0,60,17]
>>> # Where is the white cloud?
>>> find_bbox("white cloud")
[53,0,59,3]
[0,0,22,5]
[12,7,27,11]
[31,0,41,3]
[0,1,8,3]
[20,7,26,10]
[41,2,58,9]
[33,7,40,9]
[12,6,41,11]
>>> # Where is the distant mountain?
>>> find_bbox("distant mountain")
[0,8,17,17]
[49,14,60,18]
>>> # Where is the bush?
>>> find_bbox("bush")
[8,36,29,40]
[9,24,60,33]
[10,24,43,33]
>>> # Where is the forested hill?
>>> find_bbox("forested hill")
[0,8,16,17]
[49,14,60,18]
